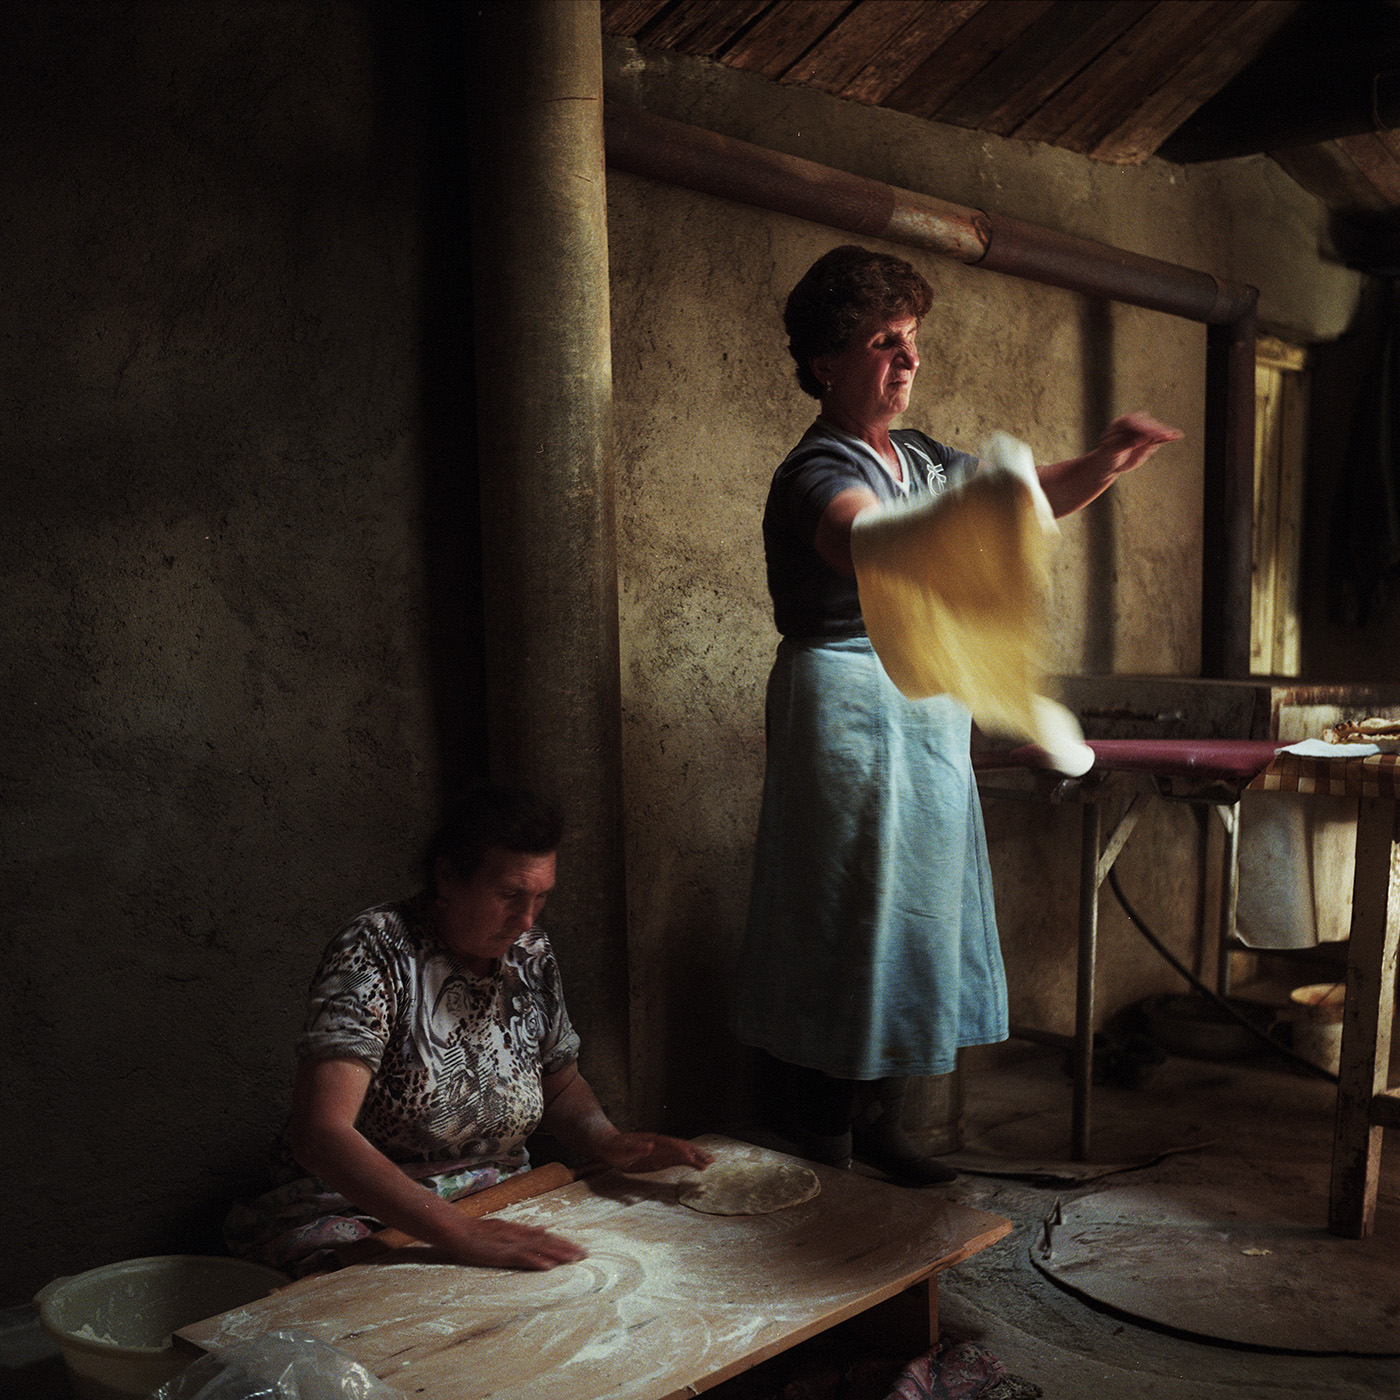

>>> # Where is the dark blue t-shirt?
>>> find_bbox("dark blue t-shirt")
[762,420,978,638]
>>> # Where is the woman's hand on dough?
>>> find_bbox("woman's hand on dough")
[441,1216,587,1271]
[538,1064,713,1173]
[593,1132,716,1173]
[1095,411,1183,477]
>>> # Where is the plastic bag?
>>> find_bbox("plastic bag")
[153,1330,400,1400]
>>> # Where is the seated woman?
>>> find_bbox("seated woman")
[228,786,711,1276]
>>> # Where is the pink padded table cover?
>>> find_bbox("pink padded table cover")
[974,737,1282,783]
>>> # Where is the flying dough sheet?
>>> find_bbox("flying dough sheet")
[851,432,1092,776]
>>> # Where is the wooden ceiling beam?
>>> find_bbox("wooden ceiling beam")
[637,0,772,56]
[602,0,1400,230]
[1335,131,1400,207]
[1159,0,1400,162]
[936,0,1153,136]
[1091,0,1302,164]
[782,0,942,96]
[883,0,1055,121]
[1269,140,1396,216]
[718,0,854,79]
[600,0,674,37]
[1012,0,1242,152]
[1164,74,1400,163]
[841,1,986,106]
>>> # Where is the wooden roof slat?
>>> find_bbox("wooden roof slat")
[938,0,1154,136]
[1269,140,1396,216]
[600,0,674,38]
[1372,128,1400,166]
[840,1,988,106]
[882,0,1056,122]
[603,0,1400,228]
[638,0,772,56]
[1334,131,1400,207]
[781,0,951,96]
[680,1,774,56]
[1090,0,1303,164]
[719,0,855,80]
[1012,0,1243,152]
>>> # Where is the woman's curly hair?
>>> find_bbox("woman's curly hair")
[783,245,934,399]
[424,785,564,892]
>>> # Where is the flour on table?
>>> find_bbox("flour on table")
[677,1160,821,1216]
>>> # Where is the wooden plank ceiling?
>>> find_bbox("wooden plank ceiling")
[603,0,1400,260]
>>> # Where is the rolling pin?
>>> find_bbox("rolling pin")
[331,1161,575,1269]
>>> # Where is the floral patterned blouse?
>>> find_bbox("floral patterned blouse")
[290,894,581,1175]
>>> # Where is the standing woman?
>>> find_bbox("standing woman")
[732,245,1179,1184]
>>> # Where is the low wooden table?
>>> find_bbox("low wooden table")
[179,1137,1011,1400]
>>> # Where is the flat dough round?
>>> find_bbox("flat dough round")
[677,1160,821,1216]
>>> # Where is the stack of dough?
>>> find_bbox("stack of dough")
[850,432,1093,777]
[1323,717,1400,750]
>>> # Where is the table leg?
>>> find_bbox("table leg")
[848,1277,939,1352]
[1072,799,1101,1162]
[1215,803,1240,997]
[1328,797,1399,1238]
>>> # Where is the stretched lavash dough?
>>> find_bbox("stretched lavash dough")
[677,1159,821,1215]
[850,432,1092,777]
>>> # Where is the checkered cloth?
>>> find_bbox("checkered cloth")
[1247,751,1400,799]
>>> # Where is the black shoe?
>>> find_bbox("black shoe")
[852,1127,957,1185]
[792,1130,853,1170]
[852,1076,958,1185]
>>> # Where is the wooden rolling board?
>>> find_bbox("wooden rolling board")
[179,1136,1011,1400]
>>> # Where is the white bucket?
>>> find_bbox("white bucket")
[34,1255,285,1400]
[1290,982,1346,1075]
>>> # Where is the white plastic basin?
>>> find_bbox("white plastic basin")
[35,1254,285,1400]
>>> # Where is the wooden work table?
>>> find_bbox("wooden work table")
[179,1136,1011,1400]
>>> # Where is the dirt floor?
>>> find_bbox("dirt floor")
[718,1040,1400,1400]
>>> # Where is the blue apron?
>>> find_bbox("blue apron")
[732,634,1007,1079]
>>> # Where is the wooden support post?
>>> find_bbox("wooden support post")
[1072,798,1102,1161]
[469,0,630,1116]
[1329,797,1400,1237]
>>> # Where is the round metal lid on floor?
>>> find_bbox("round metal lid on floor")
[1033,1180,1400,1354]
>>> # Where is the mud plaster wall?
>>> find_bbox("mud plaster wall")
[0,7,488,1304]
[603,38,1364,1125]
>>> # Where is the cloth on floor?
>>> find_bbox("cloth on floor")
[744,1336,1039,1400]
[884,1339,1042,1400]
